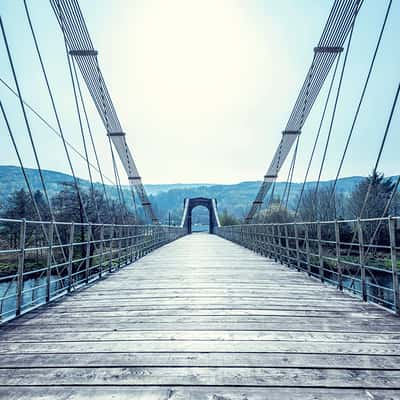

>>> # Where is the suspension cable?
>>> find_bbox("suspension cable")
[0,76,115,186]
[327,0,394,207]
[294,54,342,218]
[71,62,113,216]
[314,15,356,202]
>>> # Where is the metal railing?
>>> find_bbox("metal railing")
[0,218,185,323]
[217,216,400,314]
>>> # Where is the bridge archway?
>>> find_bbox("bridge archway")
[180,197,221,234]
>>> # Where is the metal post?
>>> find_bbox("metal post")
[388,217,399,313]
[277,225,282,264]
[268,225,274,259]
[284,225,290,267]
[334,220,343,291]
[129,226,134,264]
[262,225,267,257]
[317,221,324,282]
[85,223,92,284]
[109,224,115,272]
[357,218,367,302]
[46,221,54,303]
[67,222,74,292]
[294,223,301,271]
[117,226,122,268]
[99,224,104,278]
[304,223,311,276]
[16,219,26,316]
[272,224,278,262]
[133,226,138,261]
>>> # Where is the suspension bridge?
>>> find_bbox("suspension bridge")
[0,0,399,398]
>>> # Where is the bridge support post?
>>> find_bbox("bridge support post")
[109,224,115,272]
[99,224,105,278]
[284,225,290,267]
[85,224,92,284]
[389,217,399,314]
[357,218,367,302]
[294,223,301,271]
[129,226,134,264]
[305,224,311,276]
[67,223,74,292]
[262,225,267,257]
[45,221,54,303]
[117,226,122,268]
[334,220,343,291]
[269,225,274,259]
[317,221,324,282]
[277,225,283,264]
[15,219,26,316]
[272,224,278,262]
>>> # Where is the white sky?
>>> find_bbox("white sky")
[0,0,399,185]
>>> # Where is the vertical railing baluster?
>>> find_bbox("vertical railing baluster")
[304,223,311,276]
[85,223,92,284]
[357,218,367,302]
[284,225,290,267]
[388,216,399,313]
[99,224,105,278]
[109,224,115,272]
[272,224,278,262]
[67,222,75,292]
[335,220,343,291]
[129,226,134,264]
[45,221,54,302]
[16,219,26,316]
[317,221,324,282]
[277,225,282,264]
[133,226,138,261]
[294,223,300,271]
[117,225,122,268]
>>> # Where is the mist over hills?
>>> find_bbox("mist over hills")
[0,165,389,223]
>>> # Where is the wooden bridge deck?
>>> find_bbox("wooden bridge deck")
[1,234,400,399]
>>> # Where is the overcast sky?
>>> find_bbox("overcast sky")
[0,0,399,185]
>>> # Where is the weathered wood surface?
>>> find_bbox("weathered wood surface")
[1,234,400,399]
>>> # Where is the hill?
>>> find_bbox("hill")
[0,165,395,223]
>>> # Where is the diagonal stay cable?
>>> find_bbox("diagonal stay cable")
[327,0,394,209]
[294,54,342,218]
[0,16,67,261]
[0,76,116,186]
[314,14,357,202]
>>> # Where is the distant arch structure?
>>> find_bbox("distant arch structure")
[180,198,221,234]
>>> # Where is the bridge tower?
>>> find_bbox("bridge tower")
[180,197,221,234]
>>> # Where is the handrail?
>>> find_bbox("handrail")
[217,215,400,314]
[0,218,185,323]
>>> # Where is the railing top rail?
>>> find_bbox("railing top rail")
[220,215,400,228]
[0,217,183,229]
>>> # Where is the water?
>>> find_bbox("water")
[0,275,66,321]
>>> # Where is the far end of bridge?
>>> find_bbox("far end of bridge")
[180,197,221,234]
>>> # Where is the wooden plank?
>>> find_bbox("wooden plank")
[19,309,386,319]
[1,340,400,355]
[1,233,400,398]
[3,329,399,343]
[1,367,400,387]
[1,352,400,369]
[1,387,399,400]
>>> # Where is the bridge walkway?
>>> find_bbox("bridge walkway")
[1,234,400,399]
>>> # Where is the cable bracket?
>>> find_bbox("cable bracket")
[107,131,126,137]
[282,130,301,136]
[69,49,98,56]
[313,46,343,53]
[264,174,278,179]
